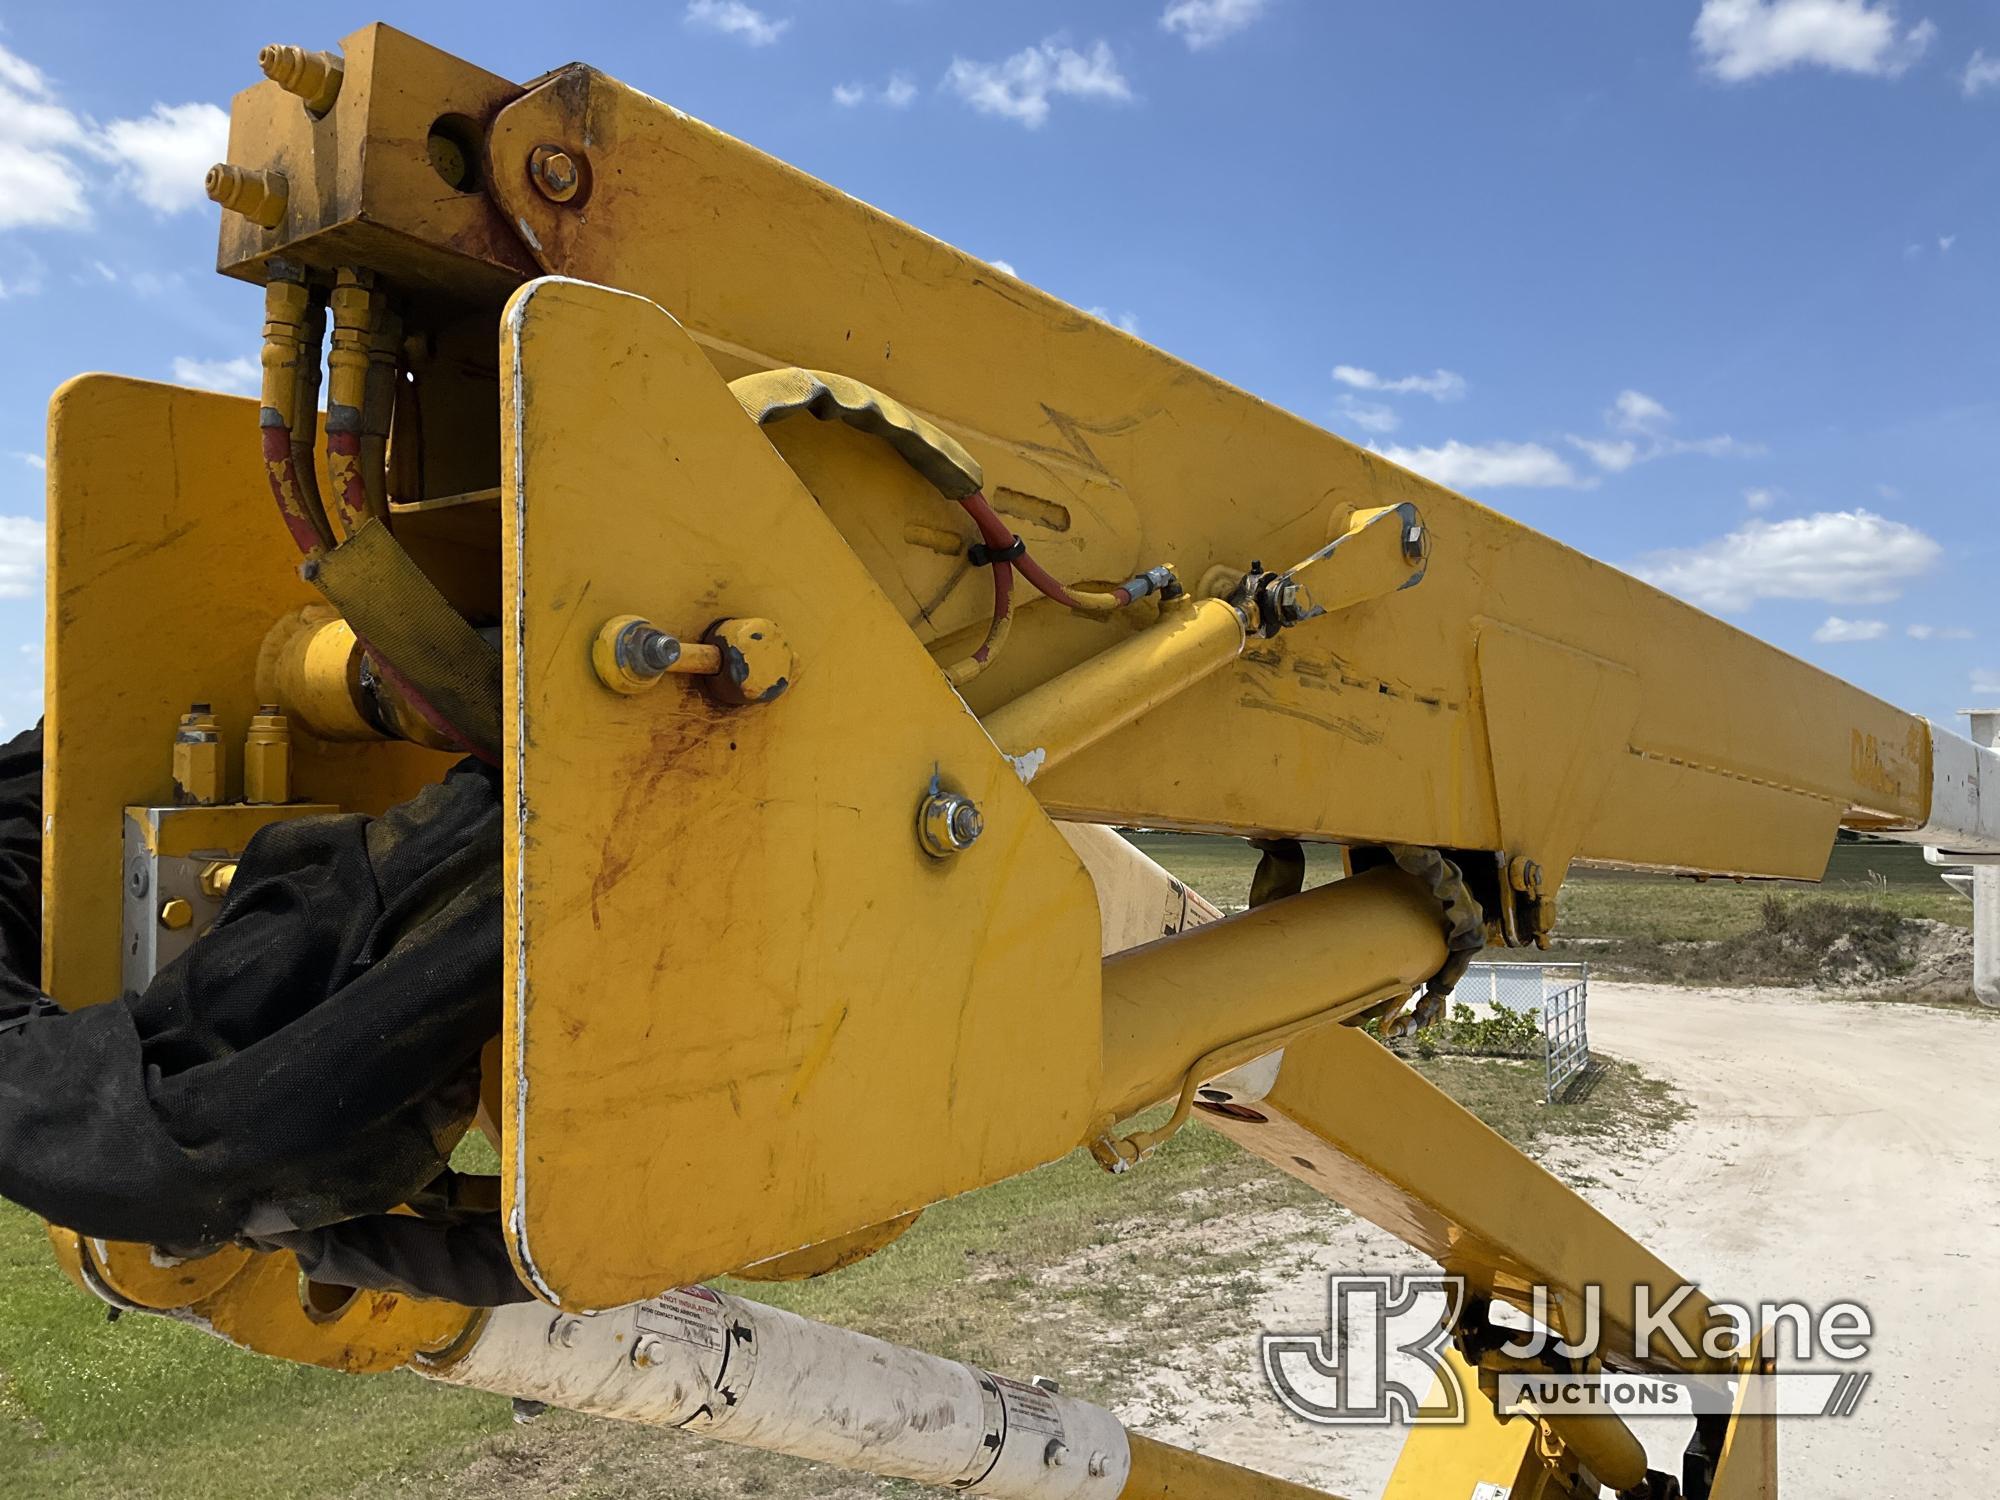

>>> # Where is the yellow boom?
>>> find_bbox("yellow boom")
[35,22,1996,1500]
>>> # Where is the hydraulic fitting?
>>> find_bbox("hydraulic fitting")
[243,706,292,805]
[259,44,344,116]
[172,703,224,806]
[206,164,289,229]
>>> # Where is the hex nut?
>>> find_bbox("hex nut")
[918,790,983,858]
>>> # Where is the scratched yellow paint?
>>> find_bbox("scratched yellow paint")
[500,279,1102,1312]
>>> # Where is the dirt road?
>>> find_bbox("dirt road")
[1115,983,2000,1496]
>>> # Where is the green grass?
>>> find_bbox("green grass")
[0,1204,510,1499]
[0,1051,1684,1498]
[0,1109,1311,1500]
[2,832,1935,1495]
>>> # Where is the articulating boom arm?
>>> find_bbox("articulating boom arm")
[31,21,1988,1500]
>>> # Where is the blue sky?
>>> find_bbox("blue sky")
[1,0,1996,735]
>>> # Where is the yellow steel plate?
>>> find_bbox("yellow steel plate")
[44,376,456,1005]
[500,277,1102,1311]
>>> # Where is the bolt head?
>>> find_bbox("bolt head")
[528,143,582,203]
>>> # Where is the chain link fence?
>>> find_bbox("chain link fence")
[1456,961,1593,1103]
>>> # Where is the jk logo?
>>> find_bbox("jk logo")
[1260,1274,1467,1425]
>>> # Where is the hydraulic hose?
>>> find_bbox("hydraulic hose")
[258,270,336,554]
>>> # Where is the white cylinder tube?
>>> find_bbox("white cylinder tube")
[425,1288,1130,1498]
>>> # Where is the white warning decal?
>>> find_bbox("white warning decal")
[991,1374,1065,1441]
[636,1287,730,1354]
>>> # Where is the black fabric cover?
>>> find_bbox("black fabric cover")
[0,723,532,1302]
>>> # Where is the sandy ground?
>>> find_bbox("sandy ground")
[1104,983,2000,1496]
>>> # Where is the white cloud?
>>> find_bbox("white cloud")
[0,40,230,230]
[1972,669,2000,697]
[1814,616,1888,642]
[0,43,90,230]
[90,103,229,215]
[1567,435,1642,473]
[1332,364,1467,401]
[1609,388,1673,433]
[0,516,46,600]
[684,0,789,46]
[1745,486,1777,511]
[1675,433,1764,458]
[1963,48,2000,95]
[834,73,916,108]
[1630,509,1941,612]
[944,40,1131,128]
[0,248,46,299]
[1908,623,1973,640]
[988,258,1018,276]
[171,355,259,394]
[1694,0,1935,82]
[10,453,44,471]
[1087,305,1141,335]
[1161,0,1270,50]
[1939,233,1957,252]
[1373,439,1582,490]
[1568,390,1763,472]
[1335,396,1399,434]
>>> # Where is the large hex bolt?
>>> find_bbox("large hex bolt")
[528,143,584,204]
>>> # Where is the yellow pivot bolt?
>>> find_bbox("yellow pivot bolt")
[206,164,289,228]
[243,705,292,805]
[258,44,344,115]
[591,615,792,705]
[158,899,194,931]
[172,703,224,807]
[592,615,721,695]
